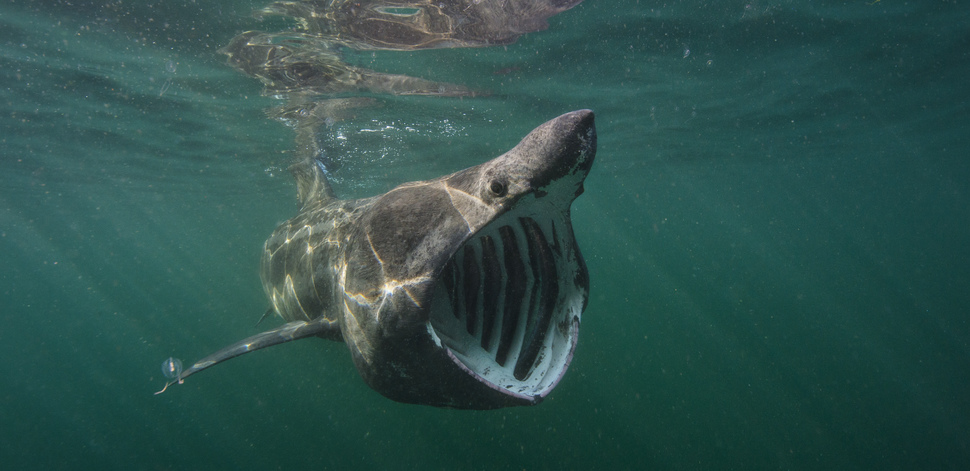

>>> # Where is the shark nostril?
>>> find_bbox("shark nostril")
[489,179,508,197]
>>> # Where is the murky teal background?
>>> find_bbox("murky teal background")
[2,1,968,469]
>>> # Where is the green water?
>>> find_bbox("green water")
[2,1,968,469]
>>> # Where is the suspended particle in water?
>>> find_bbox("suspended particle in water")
[162,357,182,379]
[155,357,184,395]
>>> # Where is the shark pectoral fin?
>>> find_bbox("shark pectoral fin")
[176,317,339,383]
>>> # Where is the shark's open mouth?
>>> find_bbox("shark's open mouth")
[427,201,586,401]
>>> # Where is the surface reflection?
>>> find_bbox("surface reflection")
[261,0,584,50]
[220,0,583,175]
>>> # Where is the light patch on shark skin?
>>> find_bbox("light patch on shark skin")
[338,258,379,308]
[386,179,430,192]
[281,274,312,321]
[321,211,354,253]
[293,224,313,240]
[269,290,284,320]
[191,359,217,370]
[342,298,374,363]
[346,290,378,306]
[365,231,386,268]
[443,185,473,232]
[299,224,315,255]
[361,230,394,319]
[323,230,345,249]
[442,182,497,232]
[336,260,348,293]
[361,275,434,323]
[379,276,432,307]
[266,235,288,259]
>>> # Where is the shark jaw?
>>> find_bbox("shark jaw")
[427,190,588,403]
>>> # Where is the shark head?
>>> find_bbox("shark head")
[338,110,596,408]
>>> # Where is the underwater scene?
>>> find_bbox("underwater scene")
[2,0,968,469]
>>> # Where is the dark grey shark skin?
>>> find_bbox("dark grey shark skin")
[171,110,596,409]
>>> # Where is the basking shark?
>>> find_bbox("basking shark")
[165,110,596,409]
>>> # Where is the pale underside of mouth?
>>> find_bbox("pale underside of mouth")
[428,208,583,400]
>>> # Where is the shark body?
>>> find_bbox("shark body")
[172,110,596,409]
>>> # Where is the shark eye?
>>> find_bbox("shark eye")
[488,179,508,197]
